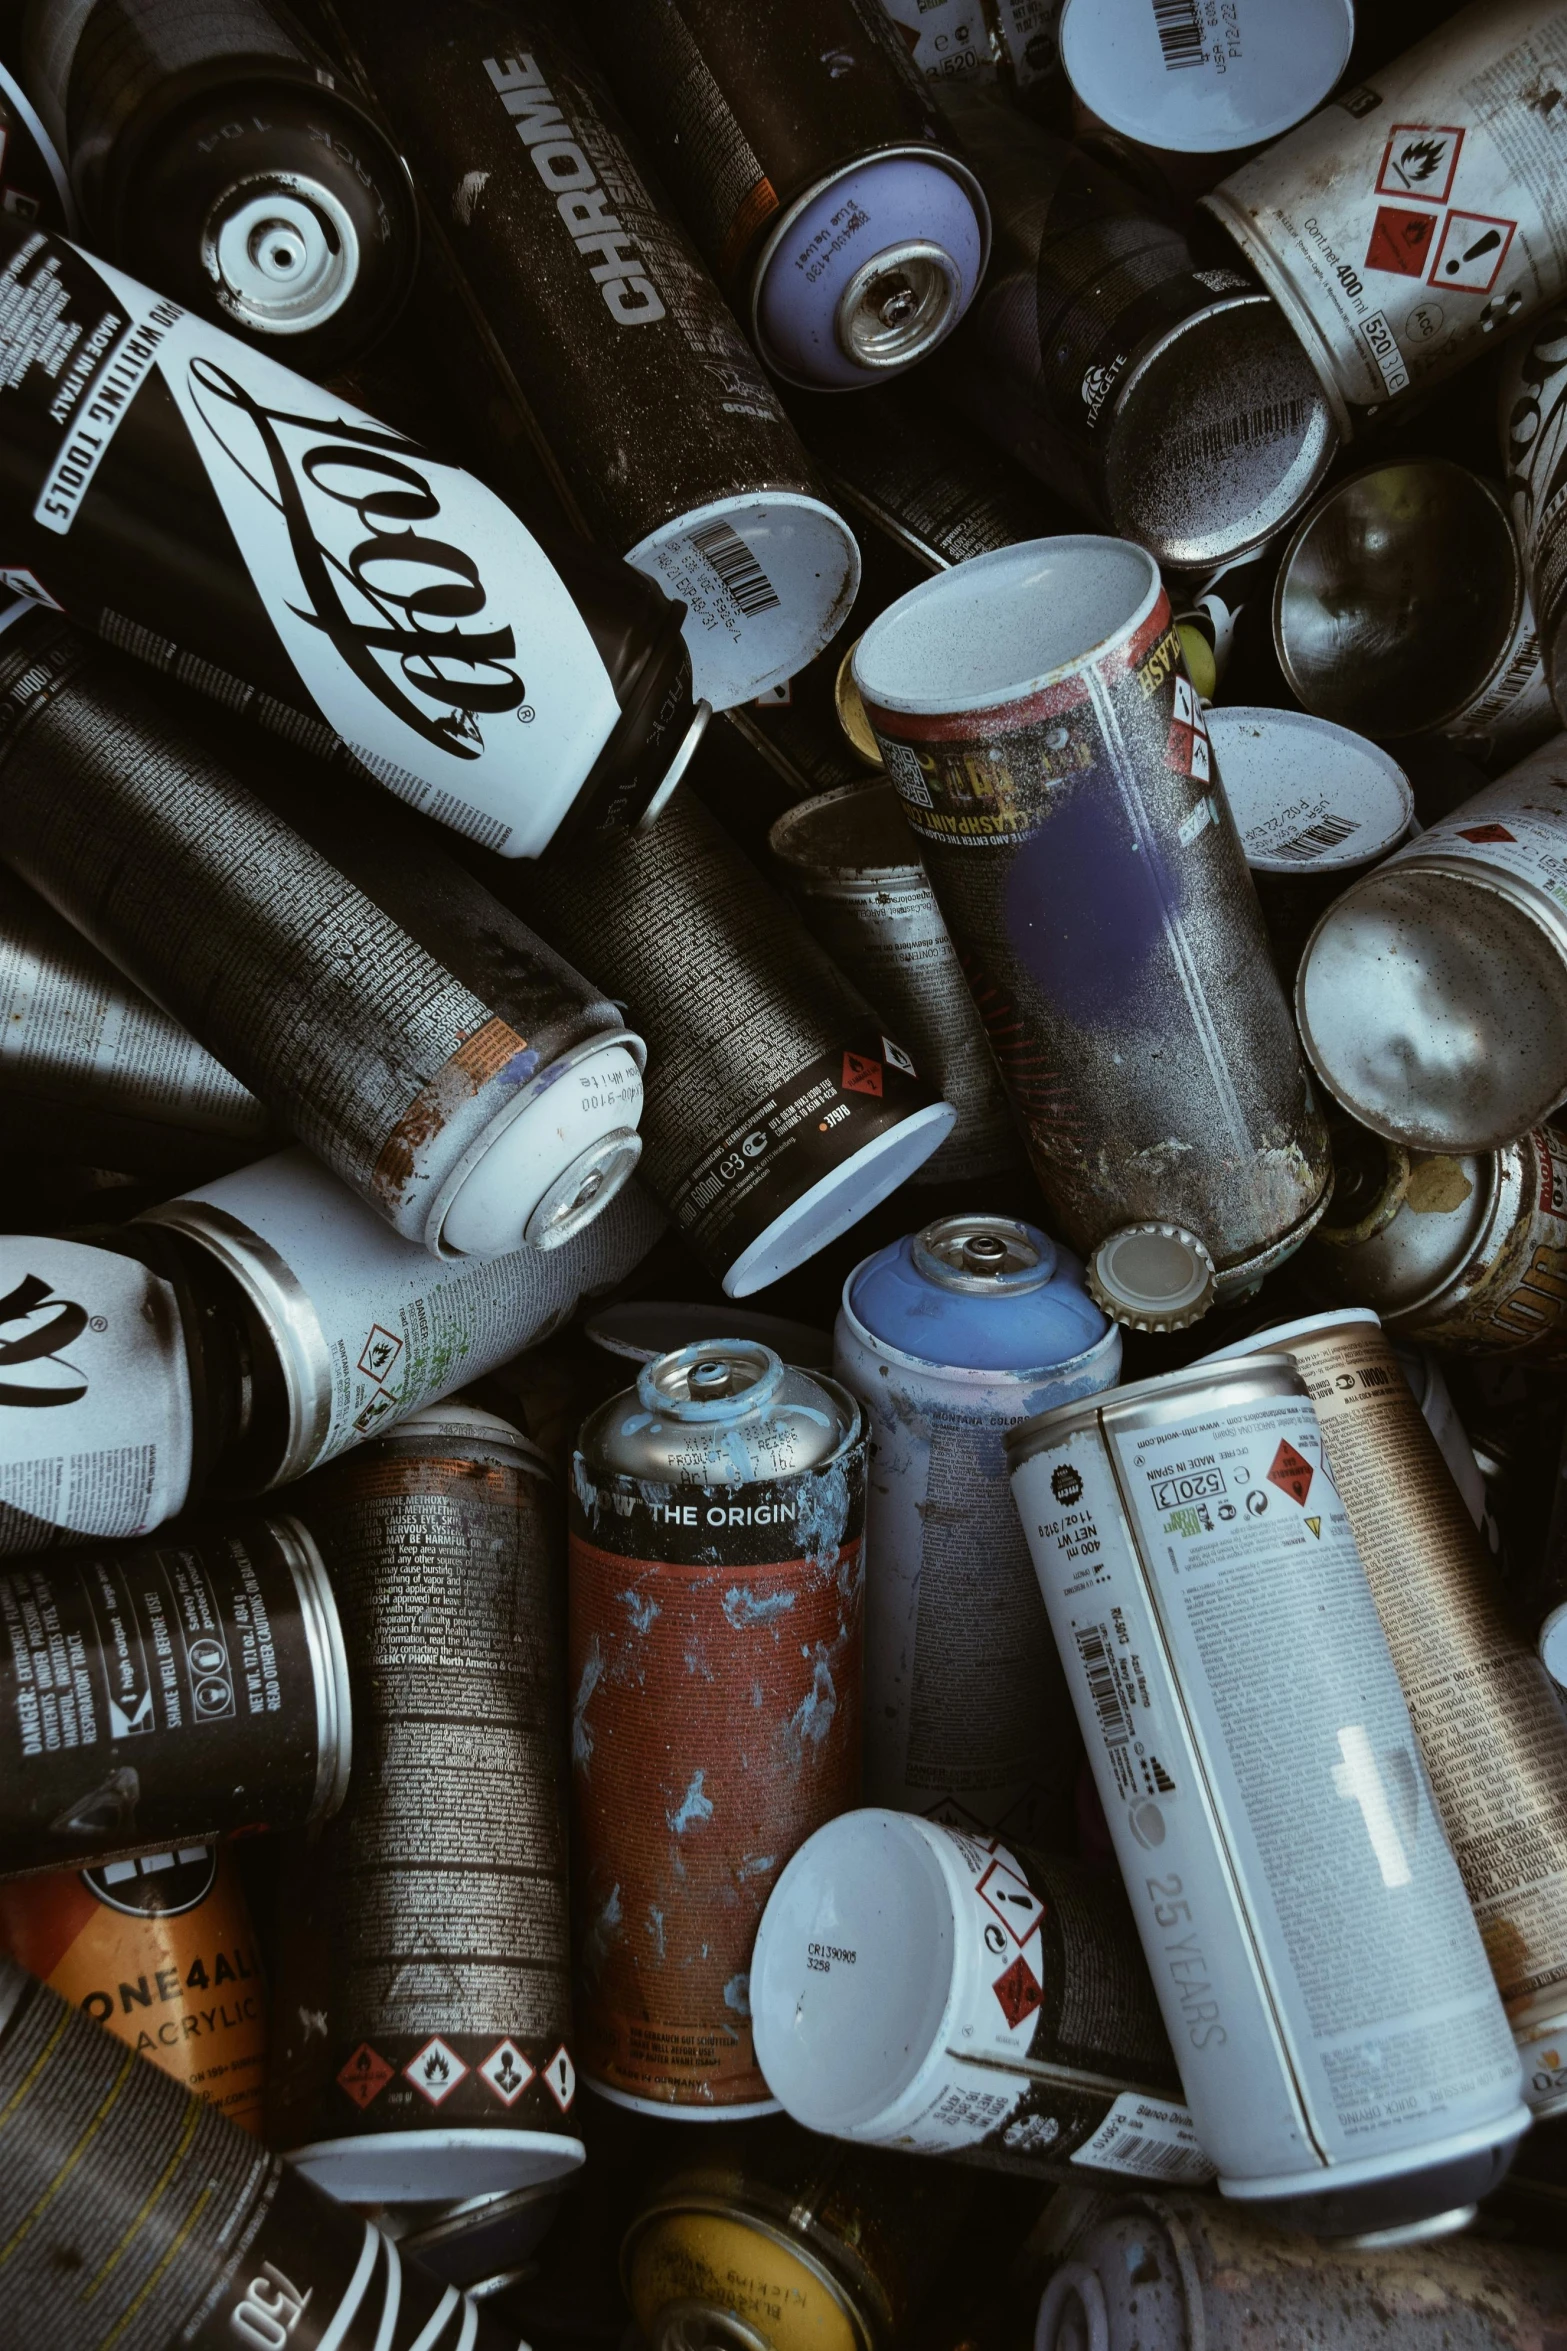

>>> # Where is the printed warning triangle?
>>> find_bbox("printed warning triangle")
[1266,1440,1314,1509]
[1306,1516,1322,1539]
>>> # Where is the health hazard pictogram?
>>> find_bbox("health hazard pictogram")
[405,2036,468,2106]
[480,2039,534,2106]
[1375,124,1462,205]
[1457,822,1516,844]
[977,1858,1046,1947]
[842,1050,883,1097]
[1429,210,1514,295]
[992,1953,1044,2031]
[338,2043,393,2109]
[542,2045,576,2111]
[1266,1440,1314,1509]
[1365,205,1437,278]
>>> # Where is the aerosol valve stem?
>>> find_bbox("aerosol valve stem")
[689,1360,734,1400]
[962,1234,1008,1277]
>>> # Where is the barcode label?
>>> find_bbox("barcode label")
[1269,810,1361,863]
[1152,0,1205,68]
[1073,2093,1214,2182]
[1075,1624,1132,1751]
[1088,2124,1209,2177]
[1165,398,1313,474]
[688,517,781,616]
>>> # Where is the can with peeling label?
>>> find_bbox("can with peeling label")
[1204,1309,1567,2120]
[1007,1355,1530,2238]
[323,0,859,716]
[834,1213,1118,1840]
[582,0,990,390]
[1502,305,1567,727]
[0,1513,350,1877]
[570,1339,863,2113]
[493,784,955,1297]
[1201,0,1567,437]
[1057,0,1354,157]
[19,0,419,366]
[0,618,646,1257]
[1297,736,1567,1153]
[0,1838,266,2128]
[0,56,75,231]
[769,785,1023,1187]
[931,88,1338,572]
[751,1810,1209,2185]
[0,218,706,856]
[273,1401,581,2205]
[854,538,1332,1298]
[0,1957,521,2350]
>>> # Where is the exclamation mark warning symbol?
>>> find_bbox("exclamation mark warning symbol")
[1429,211,1516,294]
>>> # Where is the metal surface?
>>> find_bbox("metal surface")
[1503,306,1567,729]
[1057,0,1353,152]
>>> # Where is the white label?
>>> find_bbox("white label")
[1071,2091,1213,2182]
[628,497,856,710]
[1383,742,1567,914]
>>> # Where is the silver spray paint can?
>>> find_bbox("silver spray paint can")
[1009,1356,1530,2238]
[834,1212,1119,1843]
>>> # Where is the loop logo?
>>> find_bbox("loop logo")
[0,1272,90,1406]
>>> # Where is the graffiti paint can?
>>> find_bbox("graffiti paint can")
[0,1512,350,1876]
[1501,304,1567,726]
[1201,1,1567,437]
[1058,0,1353,154]
[853,537,1331,1296]
[0,56,75,231]
[1301,1117,1567,1359]
[570,1338,863,2112]
[324,0,858,715]
[1008,1356,1530,2236]
[275,1401,580,2201]
[932,88,1337,571]
[1271,462,1556,765]
[876,0,1064,108]
[0,1839,265,2128]
[0,222,706,856]
[769,785,1023,1186]
[374,2178,564,2295]
[492,786,955,1296]
[1204,1309,1567,2119]
[0,1957,520,2349]
[19,0,418,365]
[834,1212,1118,1840]
[1297,737,1567,1152]
[752,1811,1209,2183]
[582,0,989,389]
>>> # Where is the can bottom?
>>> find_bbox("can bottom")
[723,1100,955,1297]
[586,2078,782,2122]
[1219,2104,1529,2239]
[1515,2008,1567,2117]
[287,2127,586,2203]
[1211,1174,1335,1301]
[1538,1601,1567,1690]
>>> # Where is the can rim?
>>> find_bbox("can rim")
[1199,1306,1382,1369]
[1005,1351,1304,1471]
[1198,185,1355,436]
[269,1512,352,1824]
[767,780,922,889]
[1204,705,1415,876]
[1057,0,1354,155]
[620,2198,875,2351]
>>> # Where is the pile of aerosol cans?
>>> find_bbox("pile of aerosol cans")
[7,0,1567,2346]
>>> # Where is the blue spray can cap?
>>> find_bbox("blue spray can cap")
[845,1212,1110,1374]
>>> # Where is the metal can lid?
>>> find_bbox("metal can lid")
[1088,1224,1216,1331]
[834,642,884,769]
[911,1212,1056,1295]
[582,1339,857,1485]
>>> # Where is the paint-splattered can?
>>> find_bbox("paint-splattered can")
[325,0,859,716]
[853,537,1332,1298]
[0,1839,266,2128]
[1502,304,1567,727]
[570,1338,863,2113]
[1204,1309,1567,2121]
[769,785,1023,1187]
[932,88,1338,571]
[834,1213,1118,1841]
[581,0,990,389]
[0,1513,350,1876]
[0,1956,520,2349]
[0,221,706,856]
[273,1401,581,2205]
[18,0,418,365]
[1202,1,1567,437]
[1301,1117,1567,1359]
[0,57,75,232]
[1008,1356,1530,2237]
[753,1812,1209,2186]
[1057,0,1354,154]
[1297,736,1567,1152]
[0,621,646,1256]
[492,785,955,1297]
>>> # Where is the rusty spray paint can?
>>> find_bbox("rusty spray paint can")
[570,1338,863,2113]
[1008,1357,1530,2238]
[854,537,1331,1304]
[0,1957,521,2349]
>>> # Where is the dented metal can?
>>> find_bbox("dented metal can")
[569,1338,864,2114]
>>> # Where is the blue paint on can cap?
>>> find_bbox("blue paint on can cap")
[847,1212,1110,1372]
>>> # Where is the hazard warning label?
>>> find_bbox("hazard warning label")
[1266,1440,1314,1509]
[977,1857,1046,1948]
[841,1050,883,1097]
[992,1953,1044,2031]
[338,2043,394,2109]
[1457,823,1517,844]
[357,1324,403,1382]
[1365,205,1437,278]
[1375,124,1462,205]
[1428,210,1515,295]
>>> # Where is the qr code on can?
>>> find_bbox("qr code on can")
[880,737,933,806]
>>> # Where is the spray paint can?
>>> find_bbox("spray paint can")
[751,1811,1208,2183]
[1201,1,1567,436]
[0,1839,266,2128]
[1057,0,1354,155]
[834,1213,1118,1840]
[1204,1309,1567,2119]
[1302,1118,1567,1358]
[1297,736,1567,1153]
[0,616,646,1256]
[570,1338,863,2113]
[492,786,955,1297]
[853,538,1331,1298]
[1008,1356,1530,2238]
[0,220,705,857]
[0,1957,522,2349]
[581,0,990,390]
[931,88,1338,572]
[0,56,75,231]
[768,786,1022,1187]
[18,0,418,366]
[323,0,859,716]
[1502,305,1567,726]
[876,0,1064,108]
[0,1513,350,1876]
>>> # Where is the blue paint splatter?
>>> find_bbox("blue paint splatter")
[620,1587,660,1633]
[723,1584,796,1629]
[572,1640,603,1768]
[724,1973,752,2018]
[667,1770,714,1835]
[647,1906,666,1961]
[786,1654,838,1754]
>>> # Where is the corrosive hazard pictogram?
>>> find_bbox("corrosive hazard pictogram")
[977,1858,1046,1947]
[992,1954,1043,2031]
[1375,124,1462,205]
[1429,210,1515,295]
[338,2043,394,2108]
[1365,205,1437,277]
[406,2036,468,2106]
[1267,1440,1314,1509]
[842,1050,883,1097]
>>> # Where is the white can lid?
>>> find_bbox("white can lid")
[1206,707,1413,876]
[1058,0,1354,155]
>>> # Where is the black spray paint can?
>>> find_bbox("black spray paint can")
[324,0,860,715]
[582,0,990,389]
[0,220,706,855]
[19,0,418,366]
